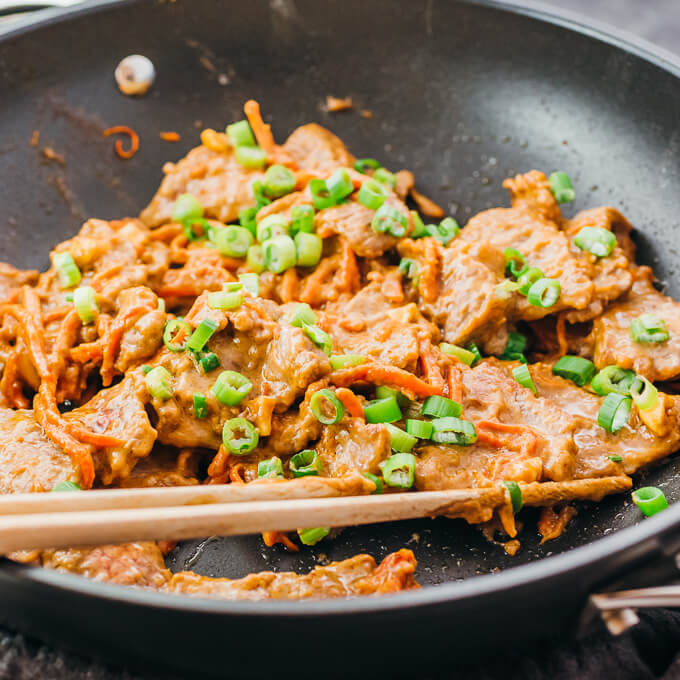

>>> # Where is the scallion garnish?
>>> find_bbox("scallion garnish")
[608,455,622,462]
[295,232,323,267]
[466,342,483,365]
[187,318,218,353]
[309,178,335,210]
[290,450,322,478]
[52,481,82,492]
[212,225,253,258]
[238,273,259,296]
[354,158,381,174]
[193,392,208,419]
[297,527,330,545]
[172,193,203,225]
[630,376,659,411]
[527,278,561,308]
[632,486,668,517]
[208,289,243,311]
[398,258,419,283]
[262,164,296,199]
[145,366,174,400]
[239,206,258,238]
[385,423,418,453]
[517,267,544,295]
[329,354,365,370]
[72,286,99,324]
[373,167,396,189]
[53,251,82,289]
[287,303,318,328]
[357,179,387,211]
[363,472,384,494]
[504,248,527,279]
[590,366,636,396]
[371,204,408,237]
[302,323,332,355]
[263,234,297,273]
[598,393,632,433]
[247,244,265,273]
[310,389,345,425]
[226,120,255,147]
[326,168,354,203]
[574,226,616,258]
[235,145,267,169]
[222,417,259,455]
[425,217,459,245]
[211,370,252,406]
[552,355,596,386]
[290,204,315,236]
[430,416,477,445]
[502,481,523,513]
[256,214,289,243]
[199,352,220,374]
[512,364,537,395]
[439,342,475,366]
[549,171,575,203]
[380,453,416,488]
[500,331,528,363]
[364,396,402,424]
[421,395,462,419]
[410,211,427,239]
[630,314,669,344]
[258,456,284,479]
[252,180,272,209]
[405,419,433,439]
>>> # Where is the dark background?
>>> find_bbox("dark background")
[0,0,679,678]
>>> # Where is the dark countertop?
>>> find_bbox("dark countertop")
[0,1,679,678]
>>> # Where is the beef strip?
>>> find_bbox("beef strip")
[140,143,263,227]
[590,267,680,381]
[282,123,355,174]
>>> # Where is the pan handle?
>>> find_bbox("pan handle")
[0,0,81,16]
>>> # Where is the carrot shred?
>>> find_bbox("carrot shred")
[476,420,539,456]
[299,257,336,306]
[335,387,365,420]
[382,272,404,303]
[229,464,246,484]
[419,347,446,394]
[556,312,568,356]
[0,349,29,409]
[280,268,299,303]
[243,100,295,167]
[262,531,299,552]
[89,264,124,291]
[70,342,103,363]
[337,238,360,294]
[149,223,184,241]
[160,131,181,142]
[207,446,230,480]
[43,306,71,324]
[325,96,353,112]
[447,363,463,403]
[103,125,140,159]
[419,237,440,303]
[410,187,444,218]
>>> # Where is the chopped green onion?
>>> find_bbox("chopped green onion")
[373,167,396,189]
[466,342,483,365]
[385,423,418,452]
[517,267,544,295]
[290,204,315,237]
[500,331,528,363]
[252,180,272,209]
[222,417,259,455]
[357,179,387,210]
[495,280,520,299]
[329,354,365,370]
[380,453,416,488]
[172,193,203,224]
[608,455,623,462]
[247,244,265,273]
[263,164,296,198]
[290,449,322,477]
[426,217,459,245]
[145,366,174,400]
[309,178,335,210]
[64,293,74,302]
[295,232,323,267]
[199,352,220,373]
[211,370,252,406]
[527,278,561,308]
[52,481,82,492]
[630,314,669,344]
[181,217,212,242]
[512,364,537,395]
[405,419,433,439]
[630,376,659,411]
[410,211,427,239]
[163,318,191,352]
[310,389,345,425]
[208,290,243,310]
[591,366,636,396]
[431,416,477,445]
[375,385,409,408]
[421,395,462,418]
[553,355,596,386]
[632,486,668,517]
[364,396,402,424]
[297,527,330,546]
[226,120,255,147]
[256,214,289,243]
[53,252,81,289]
[598,393,632,433]
[157,298,166,312]
[187,318,218,353]
[263,235,297,273]
[439,342,475,366]
[354,158,380,173]
[224,281,244,292]
[193,392,208,419]
[398,258,419,282]
[287,303,318,327]
[574,226,617,258]
[73,286,99,324]
[235,145,267,169]
[363,472,384,494]
[141,365,152,374]
[549,171,575,203]
[504,248,527,279]
[302,323,332,355]
[258,456,284,479]
[238,273,259,296]
[326,168,354,202]
[502,481,523,513]
[212,225,253,258]
[239,206,258,238]
[371,204,408,237]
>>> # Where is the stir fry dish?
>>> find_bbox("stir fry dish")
[2,100,678,600]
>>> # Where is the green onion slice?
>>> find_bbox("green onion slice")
[385,423,418,453]
[53,251,82,289]
[211,370,252,406]
[297,527,330,546]
[239,206,258,237]
[517,267,544,295]
[208,290,243,311]
[354,158,381,174]
[398,258,420,282]
[504,248,528,279]
[238,273,259,296]
[302,323,332,355]
[252,180,272,209]
[431,416,477,445]
[263,164,296,199]
[310,389,345,425]
[187,318,218,353]
[326,168,354,202]
[363,472,384,494]
[364,396,402,424]
[512,364,537,395]
[212,225,253,258]
[527,278,561,308]
[553,355,597,386]
[371,204,408,238]
[329,354,366,370]
[52,481,82,492]
[172,193,204,224]
[549,171,575,203]
[145,366,174,400]
[410,211,427,239]
[247,244,265,273]
[263,234,297,273]
[380,453,416,489]
[425,217,459,245]
[295,232,323,267]
[591,366,636,396]
[193,392,208,419]
[199,352,220,374]
[574,226,617,258]
[163,318,191,352]
[608,455,622,462]
[439,342,475,366]
[258,456,284,479]
[256,214,289,243]
[373,167,396,189]
[421,395,462,418]
[357,179,387,210]
[375,385,409,408]
[598,393,632,433]
[632,486,668,517]
[141,365,152,374]
[226,120,255,147]
[630,376,659,411]
[466,342,483,365]
[405,419,434,439]
[73,286,99,324]
[222,417,259,455]
[290,204,315,236]
[290,449,322,478]
[287,303,318,327]
[309,178,336,210]
[235,145,267,169]
[502,481,523,513]
[630,314,670,344]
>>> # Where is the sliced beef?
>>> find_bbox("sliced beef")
[140,144,263,227]
[282,123,355,174]
[590,267,680,381]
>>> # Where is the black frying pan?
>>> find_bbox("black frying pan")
[1,1,680,677]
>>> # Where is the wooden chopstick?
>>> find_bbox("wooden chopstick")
[0,487,503,553]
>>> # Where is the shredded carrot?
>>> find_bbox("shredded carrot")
[325,96,353,112]
[244,100,276,156]
[50,309,81,378]
[556,312,568,356]
[67,426,124,448]
[262,531,299,552]
[149,223,184,241]
[89,263,124,291]
[200,129,230,153]
[382,272,404,303]
[160,131,181,142]
[420,346,446,394]
[299,257,336,306]
[337,238,360,294]
[476,421,538,456]
[103,126,140,159]
[207,446,230,479]
[410,187,444,218]
[229,464,246,484]
[419,237,440,303]
[70,342,103,363]
[447,363,463,403]
[335,387,365,420]
[280,268,299,303]
[0,350,29,409]
[43,306,71,324]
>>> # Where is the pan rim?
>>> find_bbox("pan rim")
[1,0,680,617]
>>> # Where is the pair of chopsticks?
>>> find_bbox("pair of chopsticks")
[0,474,502,552]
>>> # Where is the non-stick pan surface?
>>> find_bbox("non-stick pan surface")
[1,1,680,677]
